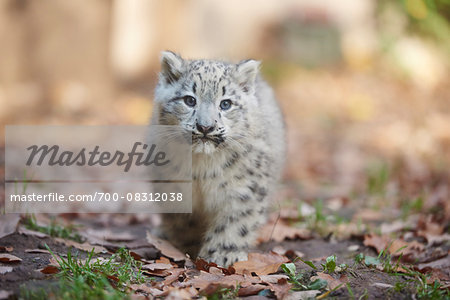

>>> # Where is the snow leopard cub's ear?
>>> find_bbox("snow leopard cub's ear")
[234,59,260,93]
[160,51,185,84]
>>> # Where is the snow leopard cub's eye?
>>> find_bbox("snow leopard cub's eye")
[183,96,196,107]
[219,99,232,110]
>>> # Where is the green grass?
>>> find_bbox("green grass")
[23,214,84,243]
[353,251,449,299]
[299,198,331,236]
[397,266,449,300]
[400,196,424,220]
[366,162,389,196]
[21,245,148,299]
[281,262,328,291]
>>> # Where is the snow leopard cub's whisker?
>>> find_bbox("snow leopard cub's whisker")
[151,51,286,267]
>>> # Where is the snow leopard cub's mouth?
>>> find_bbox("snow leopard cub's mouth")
[192,134,224,146]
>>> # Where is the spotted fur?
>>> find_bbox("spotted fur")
[152,51,285,266]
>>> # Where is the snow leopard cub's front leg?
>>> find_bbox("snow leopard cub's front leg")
[195,144,277,266]
[198,181,270,266]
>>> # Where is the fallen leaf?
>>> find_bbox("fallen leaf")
[17,226,48,238]
[312,272,347,290]
[129,251,142,261]
[416,256,450,281]
[183,271,257,292]
[258,219,311,243]
[146,231,186,261]
[0,214,21,239]
[380,220,409,234]
[39,265,59,274]
[267,277,292,299]
[363,234,390,253]
[417,256,450,271]
[194,258,235,275]
[0,246,13,253]
[130,283,164,296]
[160,286,199,299]
[184,271,232,290]
[25,249,50,254]
[141,263,173,271]
[156,256,171,264]
[143,268,171,277]
[232,252,289,276]
[0,266,13,275]
[0,254,22,263]
[388,239,425,261]
[201,283,234,296]
[238,284,268,297]
[163,268,185,285]
[85,228,136,242]
[259,274,290,284]
[0,290,14,300]
[285,290,321,300]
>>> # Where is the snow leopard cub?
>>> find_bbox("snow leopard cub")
[152,51,285,266]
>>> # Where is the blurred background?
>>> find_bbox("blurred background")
[1,0,449,210]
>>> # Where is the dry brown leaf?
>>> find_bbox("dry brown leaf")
[312,272,347,290]
[0,254,22,263]
[156,256,172,264]
[388,239,425,259]
[0,266,13,275]
[416,256,450,282]
[163,268,185,286]
[25,249,50,254]
[85,228,136,242]
[141,263,173,271]
[17,226,48,238]
[259,274,290,284]
[201,283,235,296]
[130,283,164,296]
[258,219,311,243]
[363,234,390,253]
[238,284,268,297]
[39,265,59,274]
[183,271,255,291]
[194,258,235,275]
[267,277,292,299]
[233,252,289,276]
[0,246,13,253]
[0,214,21,239]
[146,231,186,262]
[143,268,172,277]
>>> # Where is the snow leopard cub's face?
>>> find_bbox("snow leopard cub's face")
[154,51,260,154]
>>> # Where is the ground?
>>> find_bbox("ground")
[0,190,449,299]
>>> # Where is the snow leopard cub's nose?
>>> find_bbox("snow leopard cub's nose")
[196,123,215,135]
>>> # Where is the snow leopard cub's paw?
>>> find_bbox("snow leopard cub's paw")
[200,248,248,267]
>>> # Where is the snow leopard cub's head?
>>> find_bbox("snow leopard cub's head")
[154,51,260,154]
